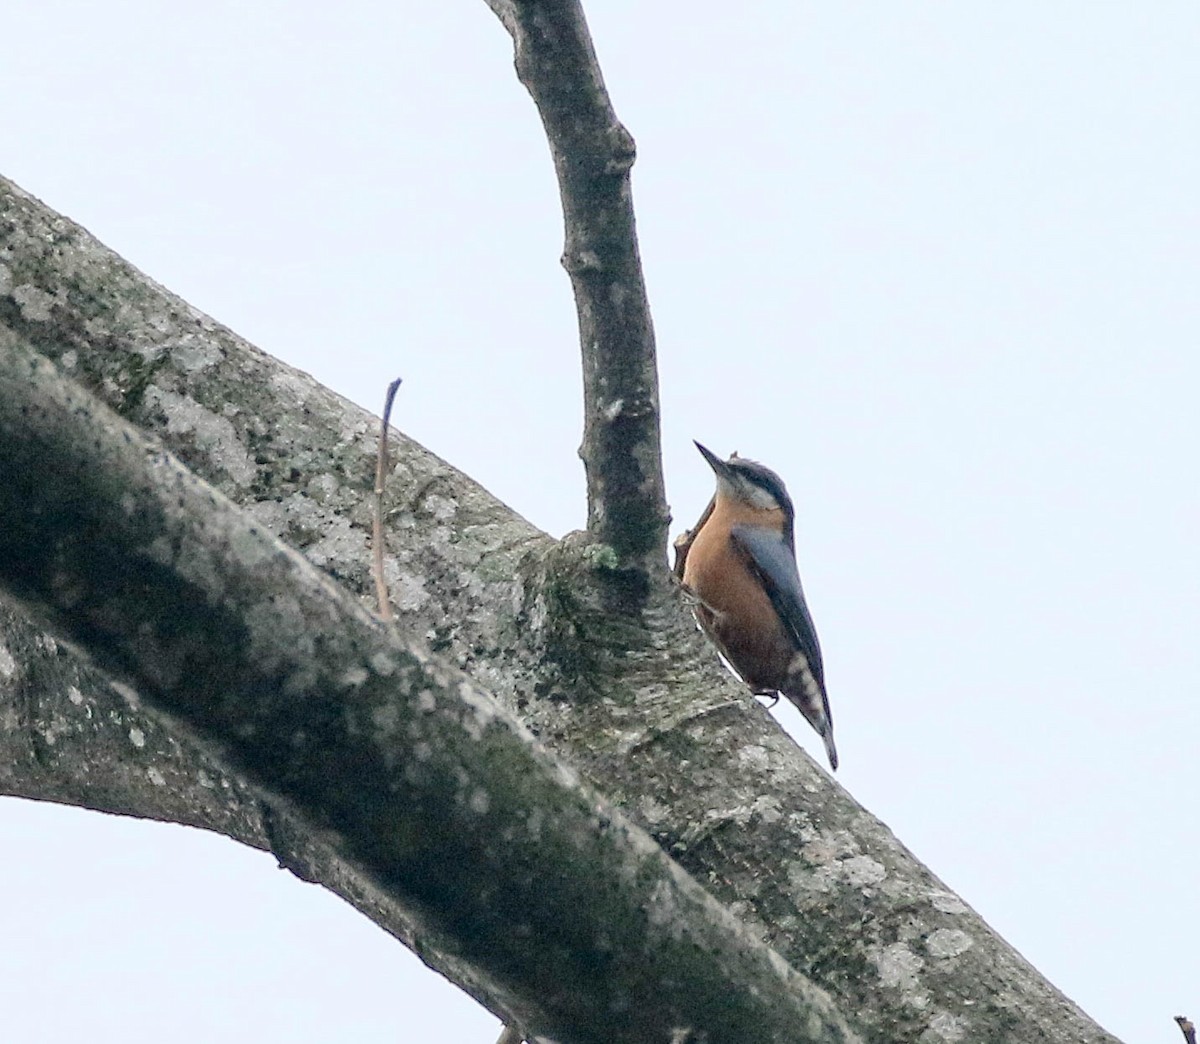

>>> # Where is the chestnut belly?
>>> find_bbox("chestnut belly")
[684,527,796,693]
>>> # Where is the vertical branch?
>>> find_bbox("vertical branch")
[484,0,668,581]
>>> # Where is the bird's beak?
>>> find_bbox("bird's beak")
[693,441,734,480]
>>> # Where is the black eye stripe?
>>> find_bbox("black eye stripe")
[727,459,792,513]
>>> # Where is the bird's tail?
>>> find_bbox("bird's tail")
[783,666,838,771]
[820,723,839,773]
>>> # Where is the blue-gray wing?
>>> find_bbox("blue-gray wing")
[729,524,825,689]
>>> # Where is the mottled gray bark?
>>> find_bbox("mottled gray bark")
[0,4,1123,1038]
[0,336,854,1044]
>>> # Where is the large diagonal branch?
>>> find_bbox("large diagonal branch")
[0,334,855,1044]
[486,0,667,585]
[1,126,1121,1044]
[0,14,1121,1031]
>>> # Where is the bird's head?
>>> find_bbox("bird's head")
[693,441,794,521]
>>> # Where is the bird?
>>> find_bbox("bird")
[680,442,837,770]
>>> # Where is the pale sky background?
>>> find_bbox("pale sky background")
[2,3,1198,1041]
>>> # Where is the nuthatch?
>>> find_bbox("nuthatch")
[679,442,837,770]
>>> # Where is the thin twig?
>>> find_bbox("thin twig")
[1177,1015,1197,1044]
[372,377,403,621]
